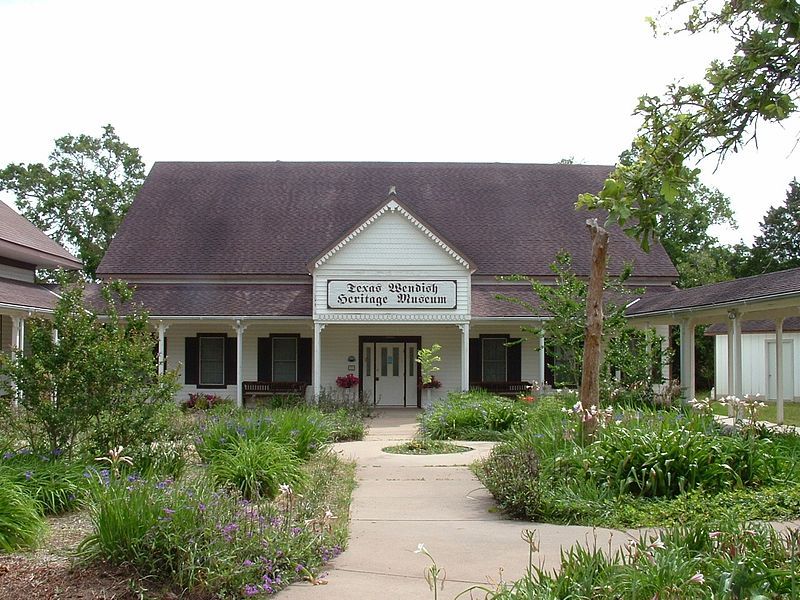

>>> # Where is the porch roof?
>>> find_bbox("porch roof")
[0,277,60,312]
[626,267,800,324]
[87,282,313,317]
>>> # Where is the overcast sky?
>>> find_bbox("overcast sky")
[1,0,797,246]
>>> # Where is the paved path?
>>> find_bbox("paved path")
[281,409,637,599]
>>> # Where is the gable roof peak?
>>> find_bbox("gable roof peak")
[308,192,475,273]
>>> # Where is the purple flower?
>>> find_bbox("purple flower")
[198,502,207,512]
[295,563,305,573]
[164,508,176,516]
[291,527,302,537]
[243,559,254,567]
[52,448,64,456]
[2,451,15,460]
[244,583,260,596]
[24,470,33,480]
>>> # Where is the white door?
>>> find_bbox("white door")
[767,340,794,400]
[375,343,406,406]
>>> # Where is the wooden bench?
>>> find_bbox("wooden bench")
[469,381,532,398]
[242,381,308,406]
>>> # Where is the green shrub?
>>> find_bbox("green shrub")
[207,437,306,500]
[585,421,777,498]
[474,520,800,600]
[419,391,532,440]
[80,453,355,597]
[475,442,541,518]
[196,407,332,462]
[327,409,366,442]
[0,450,87,514]
[0,480,46,551]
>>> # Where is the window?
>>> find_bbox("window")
[482,337,507,382]
[272,336,298,382]
[199,335,225,386]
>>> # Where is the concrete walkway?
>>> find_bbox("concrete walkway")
[281,409,637,599]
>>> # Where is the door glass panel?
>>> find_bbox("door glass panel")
[392,346,400,376]
[409,348,415,377]
[381,347,388,377]
[365,345,372,377]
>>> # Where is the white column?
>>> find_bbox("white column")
[235,320,245,409]
[733,314,743,398]
[459,323,470,391]
[726,315,735,415]
[679,319,695,401]
[776,317,785,425]
[157,321,169,376]
[313,322,324,398]
[539,332,546,386]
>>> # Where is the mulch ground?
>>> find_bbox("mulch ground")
[0,512,142,600]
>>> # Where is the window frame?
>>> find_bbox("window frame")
[198,333,227,389]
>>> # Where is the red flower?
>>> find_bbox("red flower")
[336,374,360,389]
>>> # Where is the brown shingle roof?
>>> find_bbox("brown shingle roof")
[0,277,59,311]
[97,162,678,279]
[86,282,312,317]
[627,267,800,317]
[0,202,81,269]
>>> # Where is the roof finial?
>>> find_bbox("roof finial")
[388,185,396,196]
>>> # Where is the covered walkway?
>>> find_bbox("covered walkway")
[628,267,800,424]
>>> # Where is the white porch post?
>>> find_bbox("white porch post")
[235,319,245,409]
[157,321,169,376]
[10,316,21,406]
[459,323,469,391]
[726,314,735,415]
[313,322,324,398]
[776,317,785,425]
[539,332,546,386]
[679,319,695,401]
[733,313,743,398]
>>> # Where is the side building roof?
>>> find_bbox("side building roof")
[97,162,678,280]
[0,202,82,270]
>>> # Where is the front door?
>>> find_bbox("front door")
[360,337,420,407]
[767,340,794,400]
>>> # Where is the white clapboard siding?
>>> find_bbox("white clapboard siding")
[714,333,800,400]
[165,322,313,401]
[314,211,470,318]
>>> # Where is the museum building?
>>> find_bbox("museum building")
[96,162,678,408]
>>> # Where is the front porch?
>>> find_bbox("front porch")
[158,318,546,409]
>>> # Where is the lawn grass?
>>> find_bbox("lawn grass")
[709,398,800,426]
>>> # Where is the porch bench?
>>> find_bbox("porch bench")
[469,381,532,398]
[242,381,308,406]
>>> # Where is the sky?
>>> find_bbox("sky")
[0,0,797,246]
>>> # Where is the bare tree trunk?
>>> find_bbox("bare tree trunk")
[580,219,609,437]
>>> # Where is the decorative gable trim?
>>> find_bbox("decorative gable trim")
[308,191,476,273]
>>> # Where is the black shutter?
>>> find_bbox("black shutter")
[225,337,237,386]
[469,338,481,383]
[297,338,312,384]
[257,337,272,381]
[184,337,199,385]
[507,338,522,381]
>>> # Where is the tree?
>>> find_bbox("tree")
[0,125,145,279]
[0,277,178,458]
[578,1,799,249]
[572,1,798,407]
[500,252,667,405]
[735,179,800,276]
